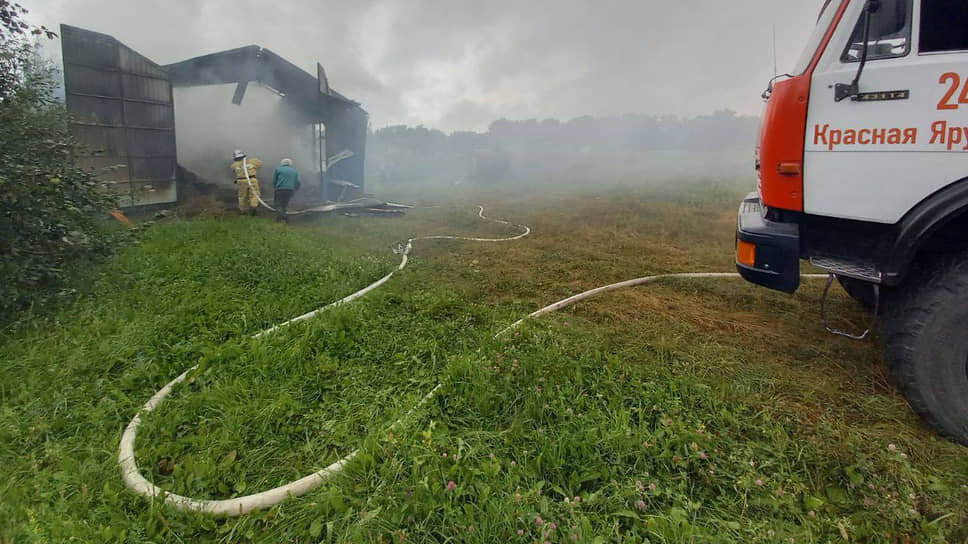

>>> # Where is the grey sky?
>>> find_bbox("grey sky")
[31,0,825,132]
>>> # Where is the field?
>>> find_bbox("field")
[2,176,967,543]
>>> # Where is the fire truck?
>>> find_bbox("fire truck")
[735,0,968,444]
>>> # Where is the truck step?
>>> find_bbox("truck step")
[809,256,882,284]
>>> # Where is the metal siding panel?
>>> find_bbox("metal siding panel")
[325,106,368,192]
[62,28,118,69]
[67,95,123,126]
[119,46,168,79]
[70,125,128,156]
[126,128,176,157]
[123,101,174,129]
[62,25,178,208]
[122,74,171,103]
[129,157,177,181]
[77,156,128,182]
[106,181,134,199]
[65,64,122,97]
[125,180,177,207]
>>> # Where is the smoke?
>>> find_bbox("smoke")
[30,0,832,200]
[33,0,826,133]
[366,112,758,193]
[174,84,319,199]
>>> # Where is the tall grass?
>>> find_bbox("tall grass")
[1,183,966,542]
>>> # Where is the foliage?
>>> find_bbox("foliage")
[1,189,966,542]
[1,1,57,101]
[0,5,118,318]
[367,111,758,186]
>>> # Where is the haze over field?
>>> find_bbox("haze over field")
[32,0,826,132]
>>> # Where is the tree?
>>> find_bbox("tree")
[1,1,55,101]
[0,2,119,317]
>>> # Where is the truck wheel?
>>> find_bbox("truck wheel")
[883,255,968,446]
[837,276,877,310]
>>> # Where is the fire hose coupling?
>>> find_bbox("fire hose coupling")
[392,242,413,255]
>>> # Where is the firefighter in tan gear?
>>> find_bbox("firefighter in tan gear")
[231,149,263,215]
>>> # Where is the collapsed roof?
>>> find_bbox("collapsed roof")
[61,24,368,208]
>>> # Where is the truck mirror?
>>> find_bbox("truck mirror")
[835,0,881,102]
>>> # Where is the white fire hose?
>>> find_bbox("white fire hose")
[118,206,826,516]
[241,157,277,212]
[241,151,357,214]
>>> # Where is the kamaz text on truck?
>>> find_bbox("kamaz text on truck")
[735,0,968,444]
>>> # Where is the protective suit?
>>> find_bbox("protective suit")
[231,155,263,214]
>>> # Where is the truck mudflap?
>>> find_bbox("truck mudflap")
[736,192,801,293]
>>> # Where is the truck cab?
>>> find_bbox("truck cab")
[736,0,968,444]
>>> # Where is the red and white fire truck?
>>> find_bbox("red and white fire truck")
[736,0,968,444]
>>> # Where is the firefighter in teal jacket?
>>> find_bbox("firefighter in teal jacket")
[272,158,301,222]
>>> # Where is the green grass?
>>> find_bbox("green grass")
[2,179,967,543]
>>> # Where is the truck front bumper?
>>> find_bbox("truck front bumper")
[735,192,801,294]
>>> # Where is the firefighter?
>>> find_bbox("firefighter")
[272,158,301,223]
[231,149,263,215]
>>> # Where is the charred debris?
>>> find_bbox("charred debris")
[60,24,404,217]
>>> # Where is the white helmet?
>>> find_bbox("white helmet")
[233,149,246,160]
[281,158,293,166]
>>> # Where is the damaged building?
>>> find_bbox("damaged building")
[59,24,368,209]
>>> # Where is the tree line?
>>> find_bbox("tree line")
[367,110,758,185]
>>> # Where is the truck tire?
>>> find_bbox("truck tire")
[837,276,877,310]
[883,255,968,446]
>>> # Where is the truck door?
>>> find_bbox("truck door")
[804,0,968,224]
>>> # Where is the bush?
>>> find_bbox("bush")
[0,3,120,318]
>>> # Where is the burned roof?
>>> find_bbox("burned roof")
[164,46,365,124]
[60,24,369,207]
[162,45,368,192]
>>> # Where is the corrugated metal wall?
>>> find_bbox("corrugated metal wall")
[61,25,177,208]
